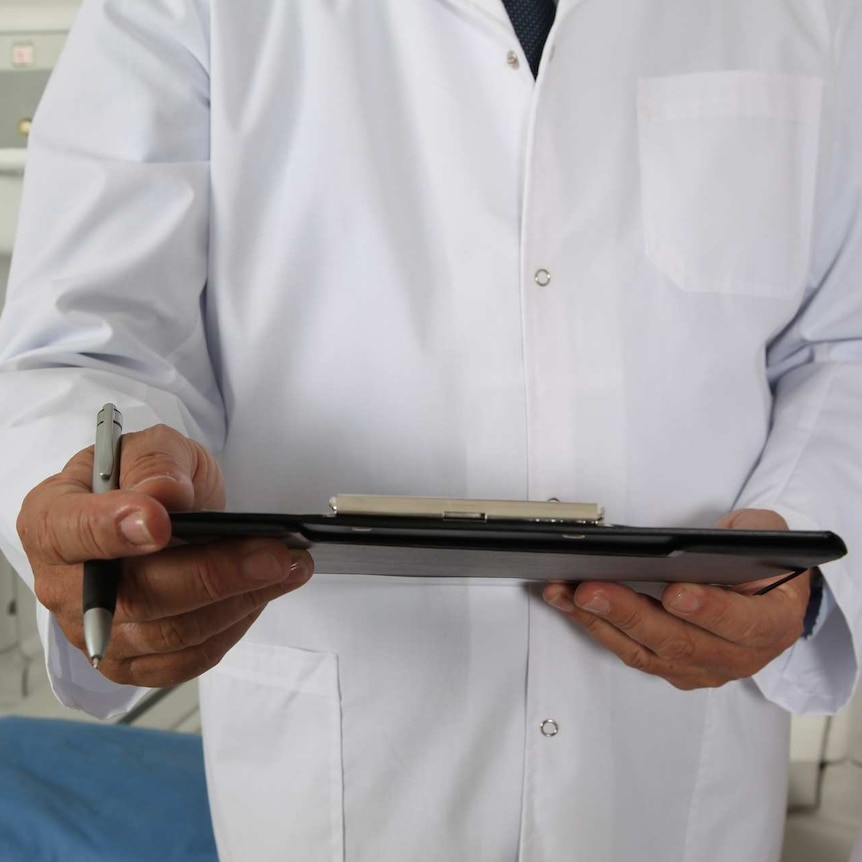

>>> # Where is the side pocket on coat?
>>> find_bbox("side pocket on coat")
[199,640,344,862]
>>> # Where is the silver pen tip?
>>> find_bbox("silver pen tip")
[91,656,101,669]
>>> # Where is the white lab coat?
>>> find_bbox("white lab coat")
[1,0,861,859]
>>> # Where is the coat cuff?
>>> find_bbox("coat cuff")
[41,605,152,720]
[753,505,860,716]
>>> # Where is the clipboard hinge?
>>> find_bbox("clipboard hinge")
[329,494,605,525]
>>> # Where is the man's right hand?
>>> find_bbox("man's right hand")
[16,424,313,688]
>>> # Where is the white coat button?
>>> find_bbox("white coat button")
[540,719,559,737]
[506,51,519,69]
[534,268,551,287]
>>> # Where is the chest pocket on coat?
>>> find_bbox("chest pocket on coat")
[637,71,823,297]
[199,641,344,862]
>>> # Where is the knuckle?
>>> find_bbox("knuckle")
[186,548,229,605]
[620,646,654,673]
[74,507,107,558]
[33,567,56,611]
[191,640,222,677]
[33,575,59,613]
[124,607,259,687]
[18,478,71,559]
[124,450,181,486]
[114,565,158,622]
[49,500,111,564]
[32,581,49,610]
[188,443,225,508]
[199,609,260,673]
[578,612,606,636]
[125,424,176,454]
[184,631,240,680]
[244,604,266,630]
[609,606,642,632]
[33,567,78,617]
[737,617,773,648]
[155,616,195,653]
[655,633,697,664]
[16,492,39,550]
[121,426,191,483]
[18,498,54,560]
[121,426,224,508]
[704,597,737,632]
[241,589,266,618]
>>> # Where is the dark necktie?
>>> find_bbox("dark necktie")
[501,0,557,77]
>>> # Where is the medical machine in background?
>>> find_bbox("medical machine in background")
[0,0,81,699]
[1,0,79,291]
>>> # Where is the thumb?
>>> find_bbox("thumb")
[714,508,789,532]
[119,425,225,512]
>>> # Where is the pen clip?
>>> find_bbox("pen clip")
[94,403,123,487]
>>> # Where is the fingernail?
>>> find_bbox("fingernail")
[289,554,311,582]
[670,587,702,614]
[546,592,575,613]
[119,512,155,546]
[579,593,611,615]
[242,549,283,581]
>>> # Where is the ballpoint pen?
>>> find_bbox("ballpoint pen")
[83,403,123,669]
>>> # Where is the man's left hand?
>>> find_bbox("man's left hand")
[542,509,812,690]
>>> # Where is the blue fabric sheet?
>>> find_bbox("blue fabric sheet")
[0,716,218,861]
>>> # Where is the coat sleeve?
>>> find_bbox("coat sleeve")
[0,0,221,718]
[742,1,862,715]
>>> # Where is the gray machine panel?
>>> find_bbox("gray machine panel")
[0,68,51,149]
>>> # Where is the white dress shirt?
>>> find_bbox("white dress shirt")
[1,1,861,859]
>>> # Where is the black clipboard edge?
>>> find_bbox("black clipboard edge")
[167,511,846,574]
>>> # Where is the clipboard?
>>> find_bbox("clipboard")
[167,495,847,588]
